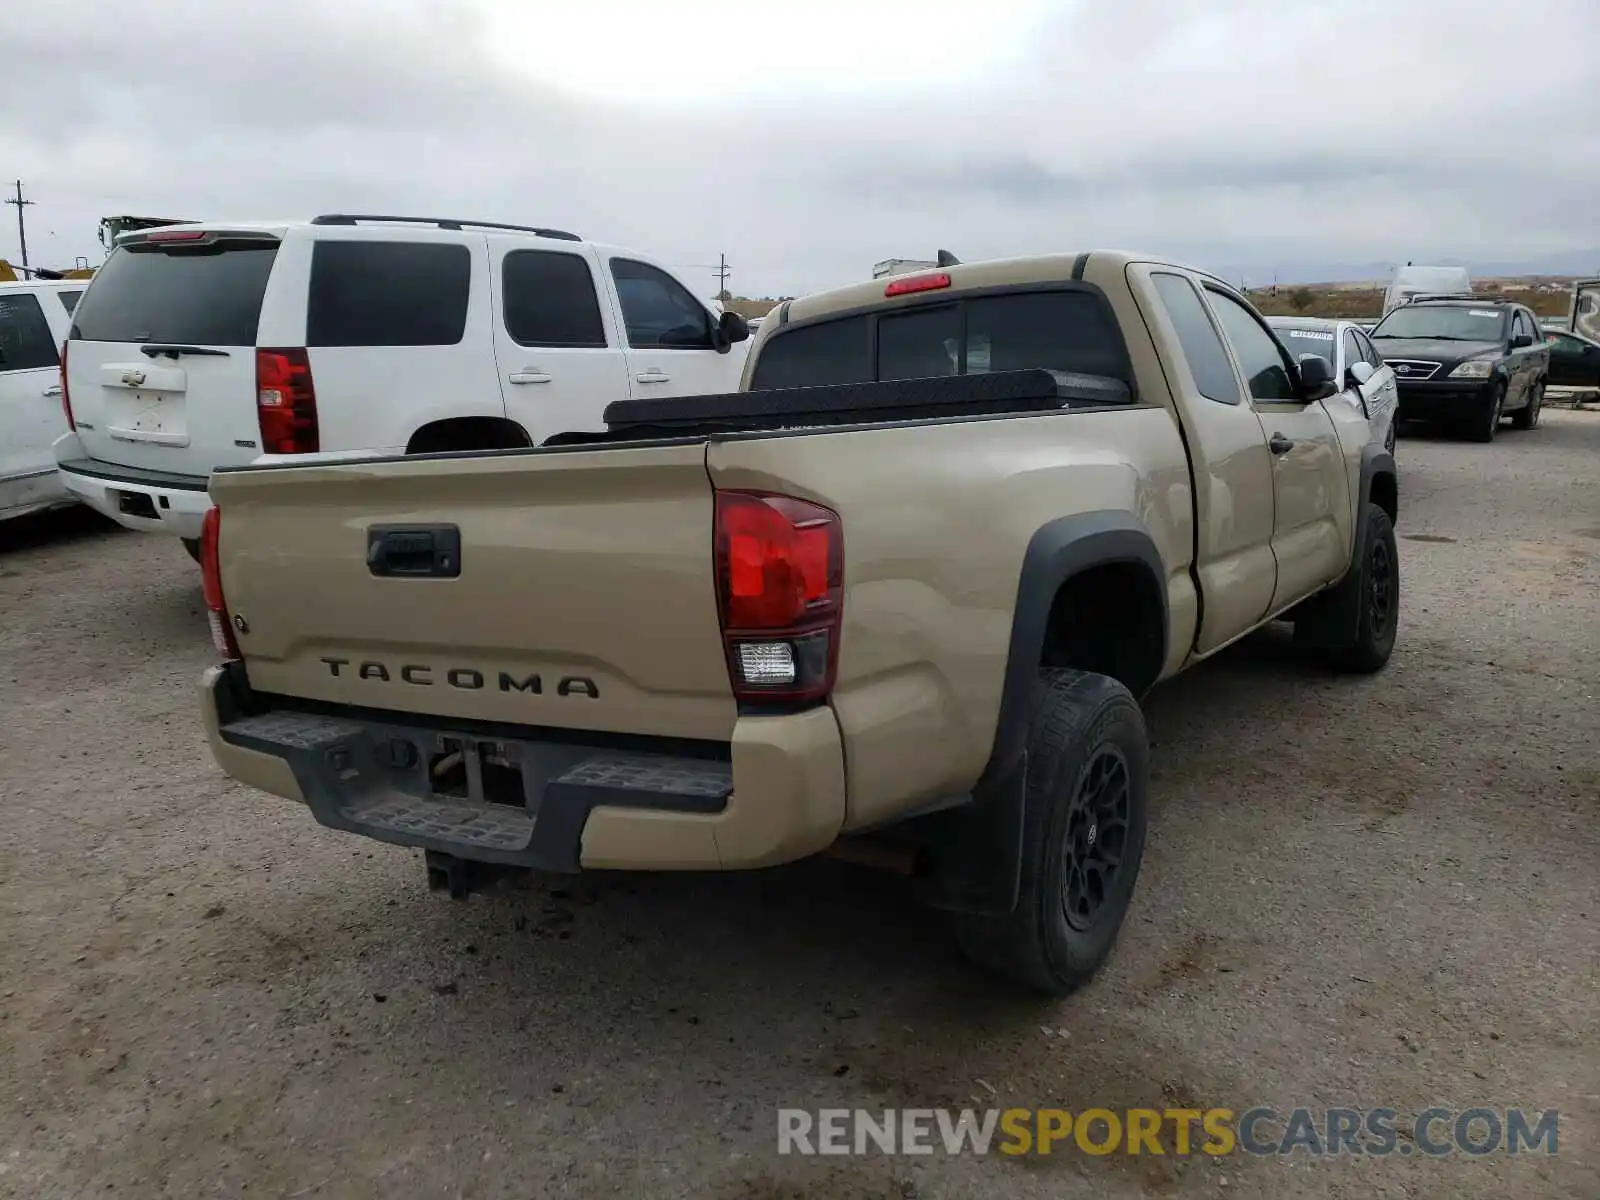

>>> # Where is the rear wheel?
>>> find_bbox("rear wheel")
[1467,385,1504,443]
[181,537,202,564]
[951,669,1149,995]
[1510,381,1544,430]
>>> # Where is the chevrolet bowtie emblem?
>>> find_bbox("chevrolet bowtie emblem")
[121,369,147,387]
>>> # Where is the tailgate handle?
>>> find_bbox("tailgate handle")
[367,525,462,578]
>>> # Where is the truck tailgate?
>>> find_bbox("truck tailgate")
[209,443,737,742]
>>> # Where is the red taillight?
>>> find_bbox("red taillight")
[59,340,74,431]
[714,491,843,704]
[884,272,951,298]
[256,347,319,454]
[200,506,242,660]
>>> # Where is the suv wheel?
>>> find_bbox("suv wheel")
[1325,503,1400,673]
[951,669,1148,995]
[1468,385,1504,443]
[1510,381,1544,430]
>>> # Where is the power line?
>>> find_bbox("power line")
[5,180,35,271]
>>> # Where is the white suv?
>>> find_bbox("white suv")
[55,214,751,553]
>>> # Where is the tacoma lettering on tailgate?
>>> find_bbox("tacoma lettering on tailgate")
[318,658,599,698]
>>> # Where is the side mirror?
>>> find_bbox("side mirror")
[715,310,750,352]
[1346,360,1376,389]
[1297,353,1338,401]
[1509,333,1533,350]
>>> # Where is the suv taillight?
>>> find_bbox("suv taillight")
[60,341,74,431]
[713,491,843,704]
[200,506,242,660]
[256,347,319,454]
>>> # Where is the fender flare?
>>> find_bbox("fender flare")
[1360,444,1398,526]
[977,510,1168,791]
[912,510,1168,915]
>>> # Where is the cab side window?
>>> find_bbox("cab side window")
[1149,272,1241,405]
[0,293,60,373]
[1204,288,1298,401]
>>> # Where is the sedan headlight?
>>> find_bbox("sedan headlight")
[1448,358,1496,379]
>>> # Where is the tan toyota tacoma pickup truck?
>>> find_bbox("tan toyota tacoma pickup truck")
[198,251,1399,994]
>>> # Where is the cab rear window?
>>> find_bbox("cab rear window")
[69,238,279,346]
[751,288,1133,396]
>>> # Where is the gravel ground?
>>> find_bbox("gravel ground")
[2,412,1597,1200]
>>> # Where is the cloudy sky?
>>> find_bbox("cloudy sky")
[5,0,1597,296]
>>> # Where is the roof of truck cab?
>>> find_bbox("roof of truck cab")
[779,250,1190,325]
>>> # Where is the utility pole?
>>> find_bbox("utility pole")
[714,253,731,300]
[5,180,34,271]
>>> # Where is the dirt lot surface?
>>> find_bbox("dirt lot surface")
[2,413,1597,1200]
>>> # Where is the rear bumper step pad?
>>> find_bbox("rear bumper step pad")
[219,708,732,871]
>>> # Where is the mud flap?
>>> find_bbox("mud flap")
[909,751,1027,916]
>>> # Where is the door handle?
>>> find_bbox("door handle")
[43,384,63,397]
[507,371,552,385]
[1269,433,1295,455]
[635,370,671,384]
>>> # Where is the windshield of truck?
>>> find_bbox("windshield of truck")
[750,288,1131,393]
[1372,305,1506,342]
[69,237,279,345]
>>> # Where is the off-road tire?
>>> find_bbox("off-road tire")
[1510,380,1544,430]
[1324,503,1399,673]
[951,669,1149,995]
[181,538,202,564]
[1468,384,1504,443]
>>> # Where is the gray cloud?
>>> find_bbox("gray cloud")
[3,0,1597,294]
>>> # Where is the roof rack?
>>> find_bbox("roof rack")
[310,214,581,241]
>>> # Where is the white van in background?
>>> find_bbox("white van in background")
[1,280,86,522]
[54,214,751,555]
[1382,265,1472,316]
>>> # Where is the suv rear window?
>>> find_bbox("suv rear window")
[307,241,471,347]
[69,239,279,346]
[751,289,1132,395]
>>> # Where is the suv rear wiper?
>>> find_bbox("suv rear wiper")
[140,344,230,358]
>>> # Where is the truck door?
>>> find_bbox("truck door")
[1136,267,1278,653]
[1203,286,1353,614]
